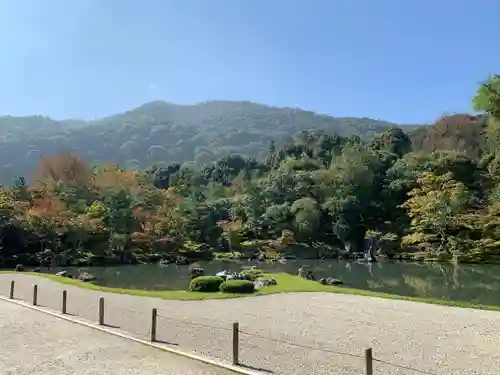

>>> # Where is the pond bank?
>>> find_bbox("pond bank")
[9,258,499,306]
[4,247,500,270]
[1,270,499,312]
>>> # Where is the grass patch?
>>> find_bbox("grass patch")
[1,270,500,311]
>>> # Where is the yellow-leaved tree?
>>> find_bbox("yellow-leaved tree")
[401,172,470,259]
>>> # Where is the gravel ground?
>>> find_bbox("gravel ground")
[0,299,235,375]
[0,274,499,375]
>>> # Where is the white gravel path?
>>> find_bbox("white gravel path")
[0,299,235,375]
[0,273,499,375]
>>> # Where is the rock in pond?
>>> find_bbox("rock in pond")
[55,270,73,278]
[189,267,205,279]
[175,256,190,265]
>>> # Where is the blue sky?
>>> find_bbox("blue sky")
[0,0,497,123]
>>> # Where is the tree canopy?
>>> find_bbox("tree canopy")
[0,77,499,267]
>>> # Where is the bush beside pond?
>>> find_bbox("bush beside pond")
[240,268,264,281]
[189,276,224,292]
[220,279,256,294]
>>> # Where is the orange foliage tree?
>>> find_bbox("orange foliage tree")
[33,153,93,187]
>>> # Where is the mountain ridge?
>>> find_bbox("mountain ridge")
[0,100,419,184]
[0,100,418,128]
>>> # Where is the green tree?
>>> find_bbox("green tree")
[473,75,500,118]
[401,172,470,258]
[104,189,136,234]
[291,197,319,241]
[370,127,412,157]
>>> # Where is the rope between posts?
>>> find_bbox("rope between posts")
[116,306,149,317]
[372,358,438,375]
[156,313,233,331]
[238,329,363,359]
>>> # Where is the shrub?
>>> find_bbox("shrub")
[220,280,255,294]
[189,276,224,292]
[240,268,263,281]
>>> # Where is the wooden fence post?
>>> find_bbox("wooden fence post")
[365,348,373,375]
[32,284,38,306]
[62,290,67,314]
[232,322,239,365]
[151,308,157,342]
[98,297,104,325]
[9,280,14,299]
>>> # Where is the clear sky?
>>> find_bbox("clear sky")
[0,0,497,123]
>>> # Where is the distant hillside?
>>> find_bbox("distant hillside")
[0,100,406,184]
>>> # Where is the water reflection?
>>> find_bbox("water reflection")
[54,260,500,306]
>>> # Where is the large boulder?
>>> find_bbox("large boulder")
[175,256,190,265]
[298,265,315,280]
[319,277,343,286]
[78,272,97,282]
[15,264,24,272]
[216,270,230,281]
[254,277,277,289]
[227,273,244,281]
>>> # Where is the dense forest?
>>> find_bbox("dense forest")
[0,101,405,184]
[0,75,499,268]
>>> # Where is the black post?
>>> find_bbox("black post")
[32,284,38,306]
[232,322,239,365]
[365,348,373,375]
[62,290,67,314]
[151,308,157,342]
[98,297,104,325]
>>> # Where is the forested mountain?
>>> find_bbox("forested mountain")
[0,75,499,269]
[0,101,403,184]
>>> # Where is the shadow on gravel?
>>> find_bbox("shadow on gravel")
[156,339,179,346]
[103,323,121,329]
[239,363,274,373]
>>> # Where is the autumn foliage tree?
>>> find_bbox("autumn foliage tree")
[401,172,470,258]
[34,153,93,188]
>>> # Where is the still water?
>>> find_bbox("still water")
[58,260,500,306]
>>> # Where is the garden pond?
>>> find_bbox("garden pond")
[50,259,500,306]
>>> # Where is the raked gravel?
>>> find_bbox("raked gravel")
[0,299,235,375]
[0,273,499,375]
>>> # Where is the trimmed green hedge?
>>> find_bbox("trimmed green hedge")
[189,276,224,292]
[220,280,255,294]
